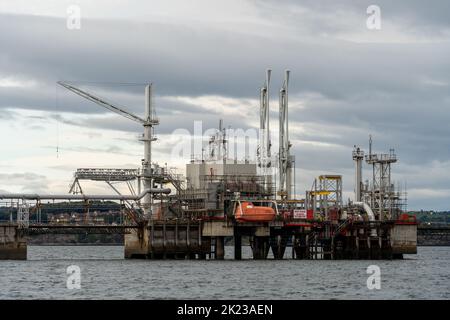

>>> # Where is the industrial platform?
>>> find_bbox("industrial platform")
[0,70,417,260]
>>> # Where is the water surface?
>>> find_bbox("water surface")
[0,246,448,299]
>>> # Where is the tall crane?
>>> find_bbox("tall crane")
[278,70,292,200]
[57,81,159,218]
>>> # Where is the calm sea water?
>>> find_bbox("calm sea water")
[0,246,449,299]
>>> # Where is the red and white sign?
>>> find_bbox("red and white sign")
[293,209,307,219]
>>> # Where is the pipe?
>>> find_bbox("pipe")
[353,201,377,236]
[265,69,271,160]
[0,188,171,201]
[142,84,153,217]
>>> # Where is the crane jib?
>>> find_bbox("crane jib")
[57,81,146,124]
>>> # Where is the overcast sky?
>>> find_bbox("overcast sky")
[0,0,449,210]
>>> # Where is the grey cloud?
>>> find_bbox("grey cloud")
[0,172,47,181]
[0,172,49,193]
[40,144,141,156]
[258,0,450,32]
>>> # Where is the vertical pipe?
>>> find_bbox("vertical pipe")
[279,84,284,197]
[266,69,271,160]
[293,160,296,200]
[163,221,166,251]
[353,147,364,202]
[292,235,296,259]
[285,70,289,153]
[379,163,383,221]
[356,157,362,202]
[218,120,222,161]
[150,221,155,259]
[143,84,153,218]
[234,135,237,164]
[279,70,291,199]
[285,70,291,200]
[313,178,317,216]
[187,220,190,248]
[245,136,249,164]
[265,70,272,195]
[175,221,178,249]
[259,70,271,189]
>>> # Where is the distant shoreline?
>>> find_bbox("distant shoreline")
[28,244,124,247]
[27,244,449,247]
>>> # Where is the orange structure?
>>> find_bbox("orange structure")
[234,201,276,222]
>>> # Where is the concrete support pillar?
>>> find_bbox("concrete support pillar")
[251,236,270,260]
[124,225,150,259]
[215,236,225,260]
[0,225,27,260]
[270,234,287,259]
[293,234,309,259]
[291,235,296,259]
[198,253,207,260]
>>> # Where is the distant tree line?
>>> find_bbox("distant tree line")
[0,200,122,222]
[410,210,450,225]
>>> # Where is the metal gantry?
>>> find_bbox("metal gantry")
[318,175,342,218]
[69,168,140,195]
[306,175,342,219]
[365,137,398,221]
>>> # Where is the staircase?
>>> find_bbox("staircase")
[333,219,351,238]
[166,169,185,193]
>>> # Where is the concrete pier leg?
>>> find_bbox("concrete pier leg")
[274,235,289,259]
[251,236,269,260]
[294,234,309,259]
[370,237,381,260]
[355,236,360,259]
[292,235,296,259]
[234,234,242,260]
[393,253,404,259]
[0,225,27,260]
[215,236,225,260]
[187,253,196,259]
[381,238,393,259]
[124,226,149,259]
[322,238,332,260]
[270,235,288,259]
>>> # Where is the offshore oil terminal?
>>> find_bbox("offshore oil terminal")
[0,70,417,260]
